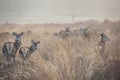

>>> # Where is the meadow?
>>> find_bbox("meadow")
[0,20,120,80]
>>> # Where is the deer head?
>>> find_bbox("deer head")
[30,40,40,52]
[13,32,24,49]
[79,27,89,35]
[65,26,71,32]
[100,32,110,42]
[13,32,23,42]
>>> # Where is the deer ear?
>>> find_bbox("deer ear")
[31,40,34,43]
[20,32,24,36]
[13,32,17,36]
[99,33,102,36]
[37,41,40,44]
[87,27,89,30]
[102,32,104,35]
[85,27,88,31]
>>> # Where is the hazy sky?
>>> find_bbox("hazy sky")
[0,0,120,22]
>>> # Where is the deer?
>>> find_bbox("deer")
[73,27,89,40]
[94,32,110,53]
[59,26,73,38]
[19,40,40,61]
[2,32,24,62]
[59,26,71,34]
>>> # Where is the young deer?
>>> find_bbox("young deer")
[2,32,24,62]
[19,40,40,61]
[95,32,110,53]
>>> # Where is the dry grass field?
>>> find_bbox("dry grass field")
[0,20,120,80]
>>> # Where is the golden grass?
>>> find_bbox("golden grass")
[0,21,120,80]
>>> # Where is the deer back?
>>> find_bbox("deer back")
[19,47,30,60]
[3,42,17,57]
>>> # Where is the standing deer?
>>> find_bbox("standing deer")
[19,40,40,61]
[2,32,24,62]
[95,32,110,53]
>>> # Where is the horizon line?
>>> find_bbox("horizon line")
[0,17,119,24]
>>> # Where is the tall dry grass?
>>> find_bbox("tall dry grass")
[0,21,120,80]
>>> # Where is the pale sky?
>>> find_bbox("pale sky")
[0,0,120,23]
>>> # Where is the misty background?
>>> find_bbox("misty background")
[0,0,120,23]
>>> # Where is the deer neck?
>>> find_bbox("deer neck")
[101,39,105,44]
[14,40,21,49]
[29,47,35,54]
[98,40,105,47]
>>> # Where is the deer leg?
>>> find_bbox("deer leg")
[12,55,16,63]
[12,57,15,63]
[6,55,10,62]
[100,47,104,53]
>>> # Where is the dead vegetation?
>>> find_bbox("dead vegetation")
[0,20,120,80]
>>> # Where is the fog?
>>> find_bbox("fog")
[0,0,120,23]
